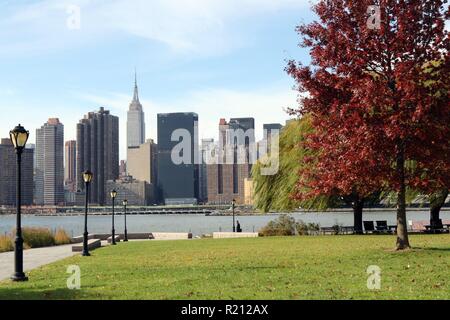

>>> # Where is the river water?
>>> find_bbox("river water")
[1,209,449,237]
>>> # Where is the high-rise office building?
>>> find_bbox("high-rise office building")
[127,139,158,185]
[65,140,77,192]
[106,176,154,206]
[199,138,214,203]
[119,160,127,178]
[263,123,283,154]
[26,143,36,170]
[127,72,145,148]
[157,112,199,205]
[35,118,65,206]
[207,118,255,205]
[263,123,283,135]
[76,107,119,205]
[0,139,34,206]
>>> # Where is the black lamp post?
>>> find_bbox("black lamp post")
[232,199,236,233]
[9,124,29,282]
[123,199,128,242]
[82,170,93,256]
[110,189,117,245]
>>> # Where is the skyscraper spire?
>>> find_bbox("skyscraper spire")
[133,68,140,103]
[127,68,145,149]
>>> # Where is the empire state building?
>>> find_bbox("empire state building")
[127,72,145,148]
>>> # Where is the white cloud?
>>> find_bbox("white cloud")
[0,0,310,56]
[78,84,298,159]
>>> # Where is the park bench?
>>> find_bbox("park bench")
[363,221,376,234]
[388,225,397,233]
[319,227,336,235]
[443,220,450,231]
[376,221,391,234]
[72,239,101,252]
[424,219,450,234]
[340,226,354,234]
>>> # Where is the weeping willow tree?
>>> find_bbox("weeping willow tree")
[252,116,337,213]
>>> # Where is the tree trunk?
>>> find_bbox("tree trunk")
[430,189,448,229]
[353,199,364,234]
[396,144,410,250]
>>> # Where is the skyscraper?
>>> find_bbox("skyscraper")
[199,138,214,203]
[76,107,119,205]
[0,139,34,206]
[127,139,158,185]
[35,118,65,206]
[157,112,199,205]
[127,72,145,148]
[263,123,283,153]
[65,140,77,192]
[207,117,255,205]
[119,160,127,178]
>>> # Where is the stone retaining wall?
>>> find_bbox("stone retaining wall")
[213,232,259,239]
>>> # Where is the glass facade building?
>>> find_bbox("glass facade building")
[157,112,199,205]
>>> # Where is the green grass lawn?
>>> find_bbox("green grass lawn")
[0,235,449,300]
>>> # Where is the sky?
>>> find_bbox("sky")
[0,0,315,159]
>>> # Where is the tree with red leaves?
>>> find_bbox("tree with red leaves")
[287,0,449,250]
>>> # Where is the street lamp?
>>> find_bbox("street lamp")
[110,189,117,245]
[82,170,93,256]
[232,199,236,233]
[123,199,128,242]
[9,124,29,282]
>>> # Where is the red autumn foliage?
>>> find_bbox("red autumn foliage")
[287,0,449,249]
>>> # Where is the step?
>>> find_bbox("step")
[107,235,121,243]
[149,232,193,240]
[72,239,101,252]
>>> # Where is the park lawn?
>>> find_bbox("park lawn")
[0,235,449,300]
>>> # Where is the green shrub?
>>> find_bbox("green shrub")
[21,227,55,248]
[307,223,320,232]
[295,220,309,235]
[54,229,72,245]
[0,234,14,252]
[259,214,297,236]
[295,221,321,235]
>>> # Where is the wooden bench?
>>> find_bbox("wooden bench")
[72,239,101,252]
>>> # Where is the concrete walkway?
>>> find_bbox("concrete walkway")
[0,245,77,281]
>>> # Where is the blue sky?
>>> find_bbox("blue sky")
[0,0,315,159]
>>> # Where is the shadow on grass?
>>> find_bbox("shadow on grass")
[414,247,450,252]
[0,286,82,300]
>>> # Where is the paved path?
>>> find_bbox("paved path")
[0,245,77,281]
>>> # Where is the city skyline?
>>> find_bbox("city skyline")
[0,0,311,159]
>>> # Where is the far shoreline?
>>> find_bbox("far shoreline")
[0,206,448,217]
